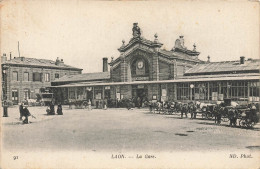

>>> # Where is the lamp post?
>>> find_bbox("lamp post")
[190,84,194,101]
[2,68,8,117]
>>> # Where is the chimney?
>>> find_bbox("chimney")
[103,57,108,72]
[1,53,7,62]
[10,52,12,60]
[207,55,210,63]
[240,56,245,64]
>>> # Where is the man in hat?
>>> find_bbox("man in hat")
[22,105,31,124]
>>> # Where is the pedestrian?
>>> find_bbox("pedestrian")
[103,100,107,110]
[88,99,92,110]
[190,103,197,119]
[22,105,31,124]
[49,101,55,115]
[181,104,188,118]
[126,98,131,110]
[19,102,24,120]
[149,101,153,112]
[57,103,63,115]
[214,105,222,124]
[2,100,8,117]
[228,109,237,127]
[137,97,141,108]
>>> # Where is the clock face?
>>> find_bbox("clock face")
[137,61,144,69]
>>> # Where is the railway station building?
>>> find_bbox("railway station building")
[51,23,260,107]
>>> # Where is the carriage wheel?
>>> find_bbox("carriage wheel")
[239,119,246,127]
[246,121,255,128]
[206,112,213,120]
[222,117,229,122]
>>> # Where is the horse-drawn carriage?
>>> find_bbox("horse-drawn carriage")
[148,98,259,128]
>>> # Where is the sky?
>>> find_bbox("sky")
[0,0,259,73]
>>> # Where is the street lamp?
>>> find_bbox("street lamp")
[2,68,8,117]
[190,84,194,100]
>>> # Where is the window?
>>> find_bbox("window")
[55,73,59,79]
[105,86,111,99]
[23,72,29,81]
[94,87,103,99]
[249,81,260,102]
[69,88,76,99]
[12,71,18,81]
[24,89,30,100]
[177,83,189,100]
[177,82,208,101]
[11,89,19,104]
[33,72,42,82]
[45,73,50,82]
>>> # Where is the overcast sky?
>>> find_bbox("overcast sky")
[1,0,259,73]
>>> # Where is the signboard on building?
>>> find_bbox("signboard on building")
[162,89,167,97]
[212,92,218,101]
[218,94,224,101]
[133,76,149,81]
[116,93,121,100]
[194,93,199,100]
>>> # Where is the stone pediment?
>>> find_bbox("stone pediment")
[110,43,158,67]
[118,37,163,53]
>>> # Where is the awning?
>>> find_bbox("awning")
[52,74,260,88]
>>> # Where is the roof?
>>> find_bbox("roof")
[185,59,260,75]
[53,71,110,83]
[53,73,260,88]
[2,57,82,70]
[159,49,202,62]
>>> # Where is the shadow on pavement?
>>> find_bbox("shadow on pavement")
[245,146,260,151]
[196,122,260,131]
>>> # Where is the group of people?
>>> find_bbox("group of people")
[148,100,259,127]
[18,101,63,124]
[47,102,63,115]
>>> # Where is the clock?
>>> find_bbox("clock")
[137,61,144,69]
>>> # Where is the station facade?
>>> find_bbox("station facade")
[52,23,260,106]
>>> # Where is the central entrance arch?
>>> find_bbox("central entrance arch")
[132,84,148,107]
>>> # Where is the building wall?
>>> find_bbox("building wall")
[120,85,132,99]
[111,65,121,82]
[5,65,81,104]
[159,61,170,80]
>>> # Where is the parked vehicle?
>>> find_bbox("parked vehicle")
[40,93,54,106]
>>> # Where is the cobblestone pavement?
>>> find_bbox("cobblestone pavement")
[2,106,260,152]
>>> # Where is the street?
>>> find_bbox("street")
[2,106,260,152]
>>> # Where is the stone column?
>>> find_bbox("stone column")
[152,53,159,81]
